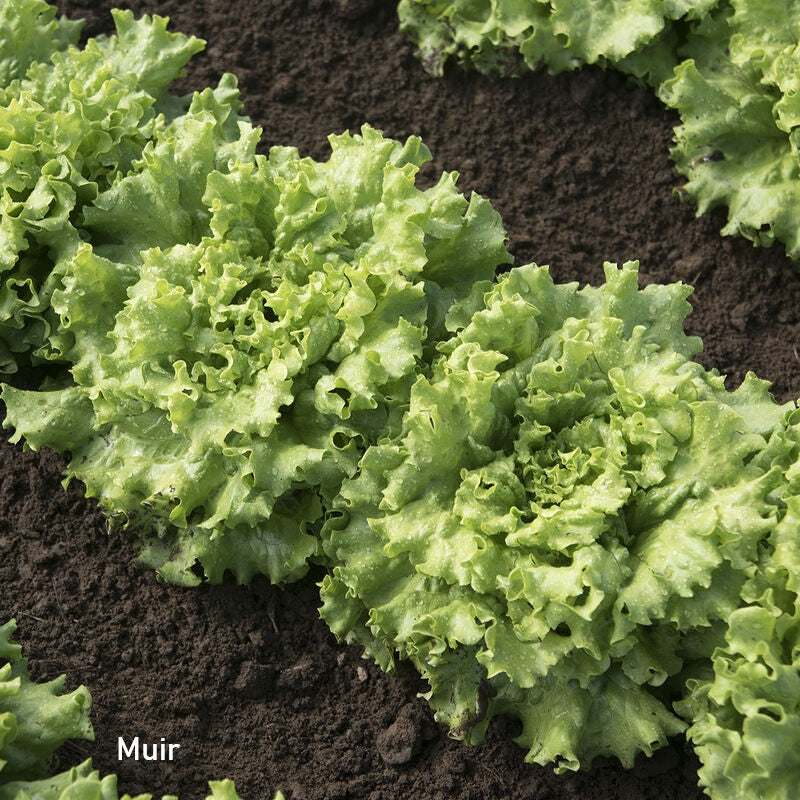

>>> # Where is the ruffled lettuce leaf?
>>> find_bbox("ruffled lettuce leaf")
[397,0,717,78]
[659,2,800,259]
[320,261,795,772]
[397,0,577,76]
[725,0,800,133]
[548,0,717,66]
[3,124,510,586]
[0,760,279,800]
[676,463,800,800]
[0,621,93,783]
[0,0,83,86]
[0,622,276,800]
[0,761,131,800]
[0,3,206,373]
[42,73,258,367]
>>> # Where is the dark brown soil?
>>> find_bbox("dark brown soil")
[3,1,799,798]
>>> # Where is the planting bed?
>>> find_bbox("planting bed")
[2,0,800,798]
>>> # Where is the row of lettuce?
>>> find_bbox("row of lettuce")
[400,0,800,261]
[0,620,279,799]
[1,2,799,799]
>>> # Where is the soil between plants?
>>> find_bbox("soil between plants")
[2,1,800,798]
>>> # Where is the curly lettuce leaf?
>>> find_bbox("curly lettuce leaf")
[43,73,257,367]
[659,3,800,259]
[0,760,280,800]
[398,0,717,77]
[0,0,83,86]
[725,0,800,133]
[320,261,795,772]
[0,2,206,372]
[397,0,578,76]
[78,74,255,259]
[0,621,93,783]
[3,124,510,586]
[205,781,282,800]
[0,761,133,800]
[676,477,800,800]
[548,0,717,64]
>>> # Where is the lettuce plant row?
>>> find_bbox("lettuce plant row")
[399,0,800,261]
[2,3,800,799]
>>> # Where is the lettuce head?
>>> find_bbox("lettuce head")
[319,260,795,772]
[2,124,511,586]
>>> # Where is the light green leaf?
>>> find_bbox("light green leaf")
[0,3,208,372]
[681,493,800,800]
[0,0,83,86]
[0,621,93,784]
[398,0,716,77]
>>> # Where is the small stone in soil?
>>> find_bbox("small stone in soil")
[331,0,376,19]
[376,703,435,766]
[234,661,275,698]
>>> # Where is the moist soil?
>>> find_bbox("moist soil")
[3,1,800,798]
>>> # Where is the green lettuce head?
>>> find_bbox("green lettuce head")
[0,1,207,372]
[320,261,795,772]
[3,124,511,586]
